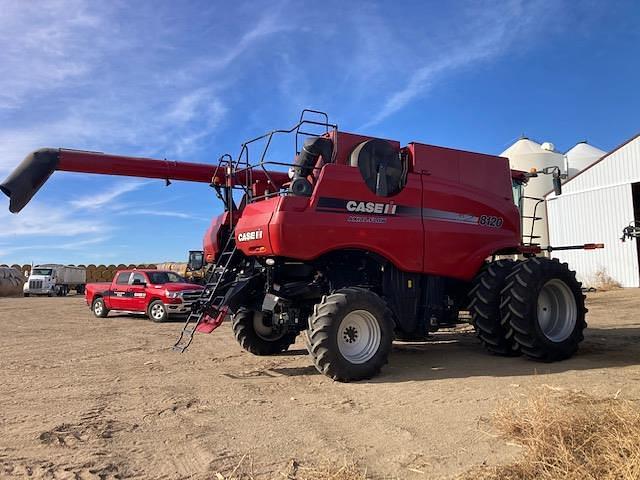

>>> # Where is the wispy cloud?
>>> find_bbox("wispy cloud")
[360,0,555,129]
[119,209,208,221]
[0,2,297,175]
[69,181,148,210]
[0,202,105,238]
[0,0,106,110]
[0,236,110,255]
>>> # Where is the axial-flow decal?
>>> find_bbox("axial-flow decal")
[316,197,502,228]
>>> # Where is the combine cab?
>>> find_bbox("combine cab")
[1,110,598,381]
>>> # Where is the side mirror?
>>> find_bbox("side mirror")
[188,251,204,271]
[553,176,562,196]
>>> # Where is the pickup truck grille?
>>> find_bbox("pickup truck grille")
[181,290,203,302]
[29,280,43,289]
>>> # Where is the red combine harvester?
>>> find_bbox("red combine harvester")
[1,110,601,381]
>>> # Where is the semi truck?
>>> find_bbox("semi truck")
[23,264,86,297]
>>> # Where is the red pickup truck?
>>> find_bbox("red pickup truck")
[85,269,204,322]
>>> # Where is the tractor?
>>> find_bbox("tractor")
[1,110,598,381]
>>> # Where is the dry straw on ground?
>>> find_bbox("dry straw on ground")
[591,268,622,291]
[463,390,640,480]
[213,457,367,480]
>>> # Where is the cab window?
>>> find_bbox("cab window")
[115,272,130,285]
[512,180,524,212]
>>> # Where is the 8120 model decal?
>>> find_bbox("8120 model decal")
[479,215,504,228]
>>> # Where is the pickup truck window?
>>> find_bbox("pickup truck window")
[147,271,187,285]
[115,272,130,285]
[130,272,146,284]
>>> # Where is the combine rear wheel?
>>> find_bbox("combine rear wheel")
[500,257,586,361]
[232,309,297,356]
[468,259,520,356]
[306,287,393,382]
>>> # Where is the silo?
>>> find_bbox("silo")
[500,137,565,247]
[565,141,605,179]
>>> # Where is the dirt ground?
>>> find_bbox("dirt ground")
[1,290,640,479]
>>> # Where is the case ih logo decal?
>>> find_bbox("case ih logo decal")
[317,197,403,216]
[237,229,264,242]
[316,197,503,228]
[346,200,397,215]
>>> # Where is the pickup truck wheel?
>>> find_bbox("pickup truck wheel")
[232,309,297,356]
[148,300,168,323]
[92,297,109,318]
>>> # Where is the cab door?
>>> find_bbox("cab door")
[128,272,148,312]
[109,271,131,309]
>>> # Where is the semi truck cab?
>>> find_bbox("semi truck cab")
[24,264,86,297]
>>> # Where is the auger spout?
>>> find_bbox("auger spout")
[1,148,289,213]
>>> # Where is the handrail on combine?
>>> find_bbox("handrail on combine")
[519,195,545,247]
[217,110,338,208]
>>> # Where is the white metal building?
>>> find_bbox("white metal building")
[546,134,640,287]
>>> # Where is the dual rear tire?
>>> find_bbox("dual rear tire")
[469,257,586,362]
[469,259,520,356]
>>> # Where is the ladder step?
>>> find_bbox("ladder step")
[172,234,236,353]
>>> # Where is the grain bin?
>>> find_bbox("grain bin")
[501,138,565,247]
[565,141,606,179]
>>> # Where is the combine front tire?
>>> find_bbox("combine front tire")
[468,259,520,356]
[501,257,586,362]
[306,287,394,382]
[232,309,297,356]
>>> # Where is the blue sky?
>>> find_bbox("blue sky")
[1,0,638,265]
